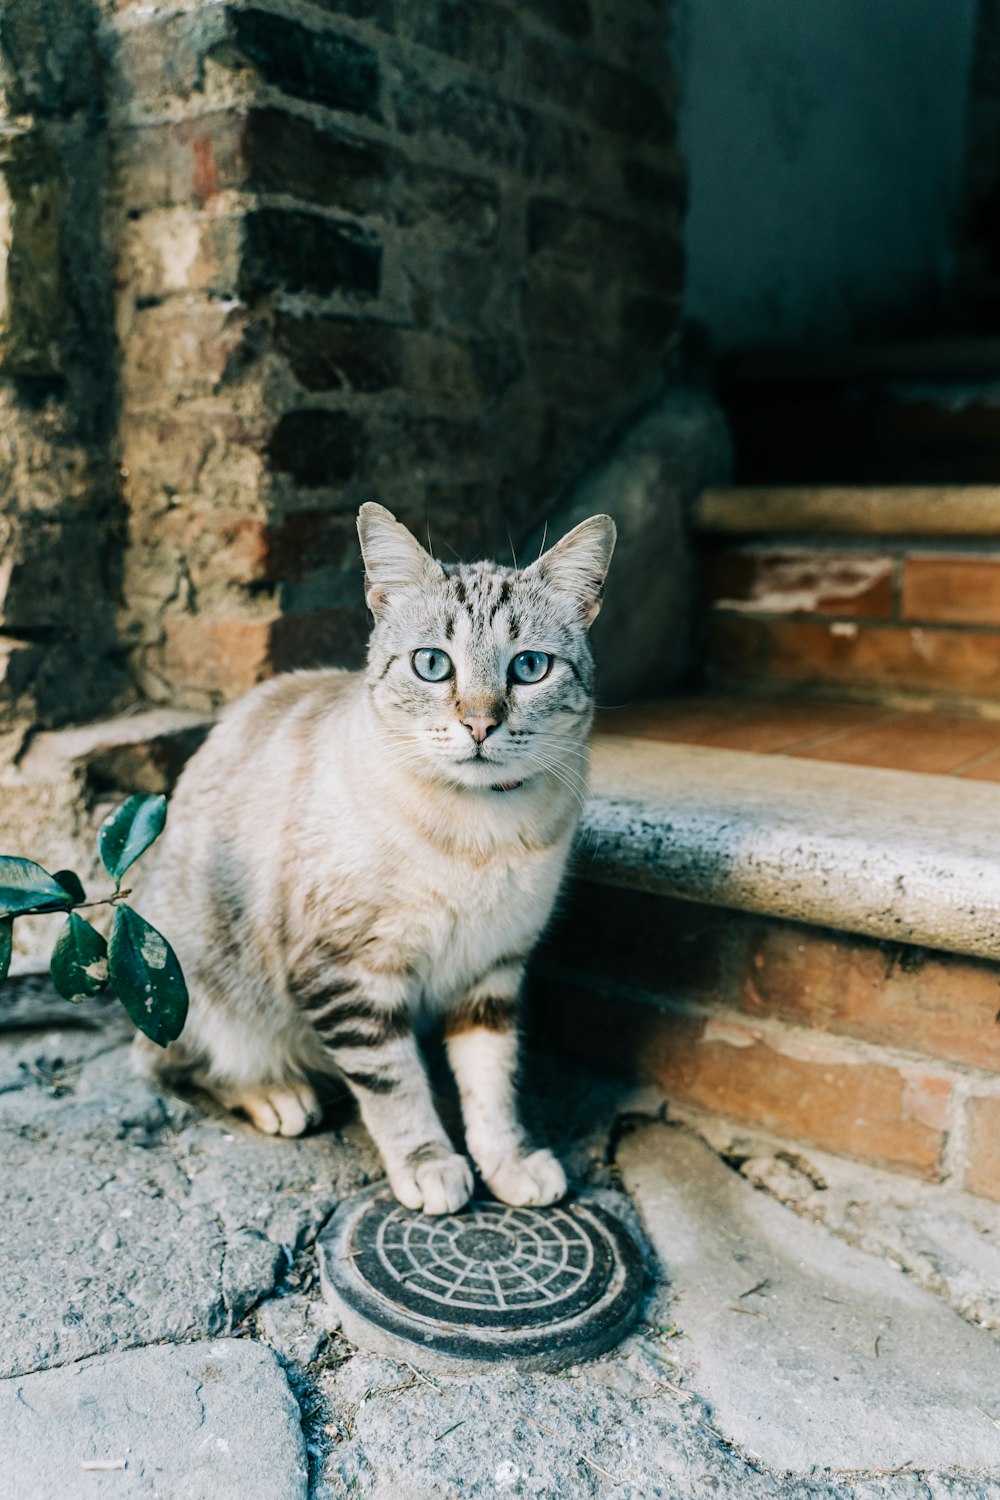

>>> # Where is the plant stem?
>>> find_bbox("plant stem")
[7,889,132,922]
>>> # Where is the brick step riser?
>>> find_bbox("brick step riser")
[702,542,1000,704]
[532,883,1000,1201]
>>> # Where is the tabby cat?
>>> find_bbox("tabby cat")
[134,503,615,1214]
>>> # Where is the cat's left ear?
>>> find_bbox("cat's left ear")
[529,515,617,625]
[357,503,444,613]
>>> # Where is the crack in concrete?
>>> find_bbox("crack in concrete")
[192,1377,207,1432]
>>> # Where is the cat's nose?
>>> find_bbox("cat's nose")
[463,715,499,744]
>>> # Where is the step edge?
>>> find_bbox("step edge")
[694,486,1000,538]
[578,738,1000,963]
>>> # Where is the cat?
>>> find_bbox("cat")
[133,502,615,1215]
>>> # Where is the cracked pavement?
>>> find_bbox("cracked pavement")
[2,979,1000,1498]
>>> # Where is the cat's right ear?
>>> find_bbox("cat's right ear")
[357,503,444,614]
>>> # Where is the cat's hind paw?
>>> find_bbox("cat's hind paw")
[223,1081,322,1137]
[390,1150,474,1216]
[486,1148,567,1208]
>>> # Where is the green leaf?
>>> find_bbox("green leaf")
[0,920,11,983]
[108,905,187,1047]
[98,795,167,885]
[53,869,86,904]
[50,913,109,1002]
[0,857,73,919]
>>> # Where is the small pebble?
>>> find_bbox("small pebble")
[97,1228,119,1253]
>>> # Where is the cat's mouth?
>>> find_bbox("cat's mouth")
[490,780,523,793]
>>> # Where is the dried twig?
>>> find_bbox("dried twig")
[738,1279,770,1300]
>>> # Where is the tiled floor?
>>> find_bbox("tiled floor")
[596,695,1000,781]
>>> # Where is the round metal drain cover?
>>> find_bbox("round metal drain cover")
[317,1183,644,1373]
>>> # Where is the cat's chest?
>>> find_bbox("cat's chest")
[397,840,568,1002]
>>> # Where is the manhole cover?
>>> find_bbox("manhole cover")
[317,1183,644,1373]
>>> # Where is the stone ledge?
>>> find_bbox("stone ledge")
[694,484,1000,537]
[579,735,1000,961]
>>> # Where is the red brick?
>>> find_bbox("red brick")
[161,605,370,700]
[902,555,1000,626]
[175,510,357,588]
[120,411,267,511]
[121,300,252,404]
[708,549,895,619]
[541,983,949,1178]
[657,1020,949,1178]
[116,115,248,215]
[742,926,1000,1072]
[764,621,1000,696]
[119,214,243,302]
[965,1095,1000,1201]
[161,614,277,698]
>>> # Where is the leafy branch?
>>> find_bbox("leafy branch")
[0,794,188,1047]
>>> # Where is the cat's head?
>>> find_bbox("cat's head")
[357,504,616,792]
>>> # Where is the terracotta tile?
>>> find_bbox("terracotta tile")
[787,713,1000,774]
[673,701,893,754]
[902,555,1000,626]
[764,621,1000,696]
[708,548,895,619]
[597,698,898,754]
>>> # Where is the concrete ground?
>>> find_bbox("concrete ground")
[2,980,1000,1499]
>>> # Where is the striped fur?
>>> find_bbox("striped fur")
[132,505,614,1214]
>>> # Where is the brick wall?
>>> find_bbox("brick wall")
[534,884,1000,1202]
[105,0,685,709]
[704,543,1000,705]
[0,0,125,744]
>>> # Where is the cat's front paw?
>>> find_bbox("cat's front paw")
[485,1148,567,1208]
[390,1150,475,1216]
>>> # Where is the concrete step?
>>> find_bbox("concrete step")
[616,1122,1000,1476]
[580,735,1000,960]
[694,484,1000,537]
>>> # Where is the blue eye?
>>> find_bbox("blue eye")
[510,650,551,684]
[412,648,453,682]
